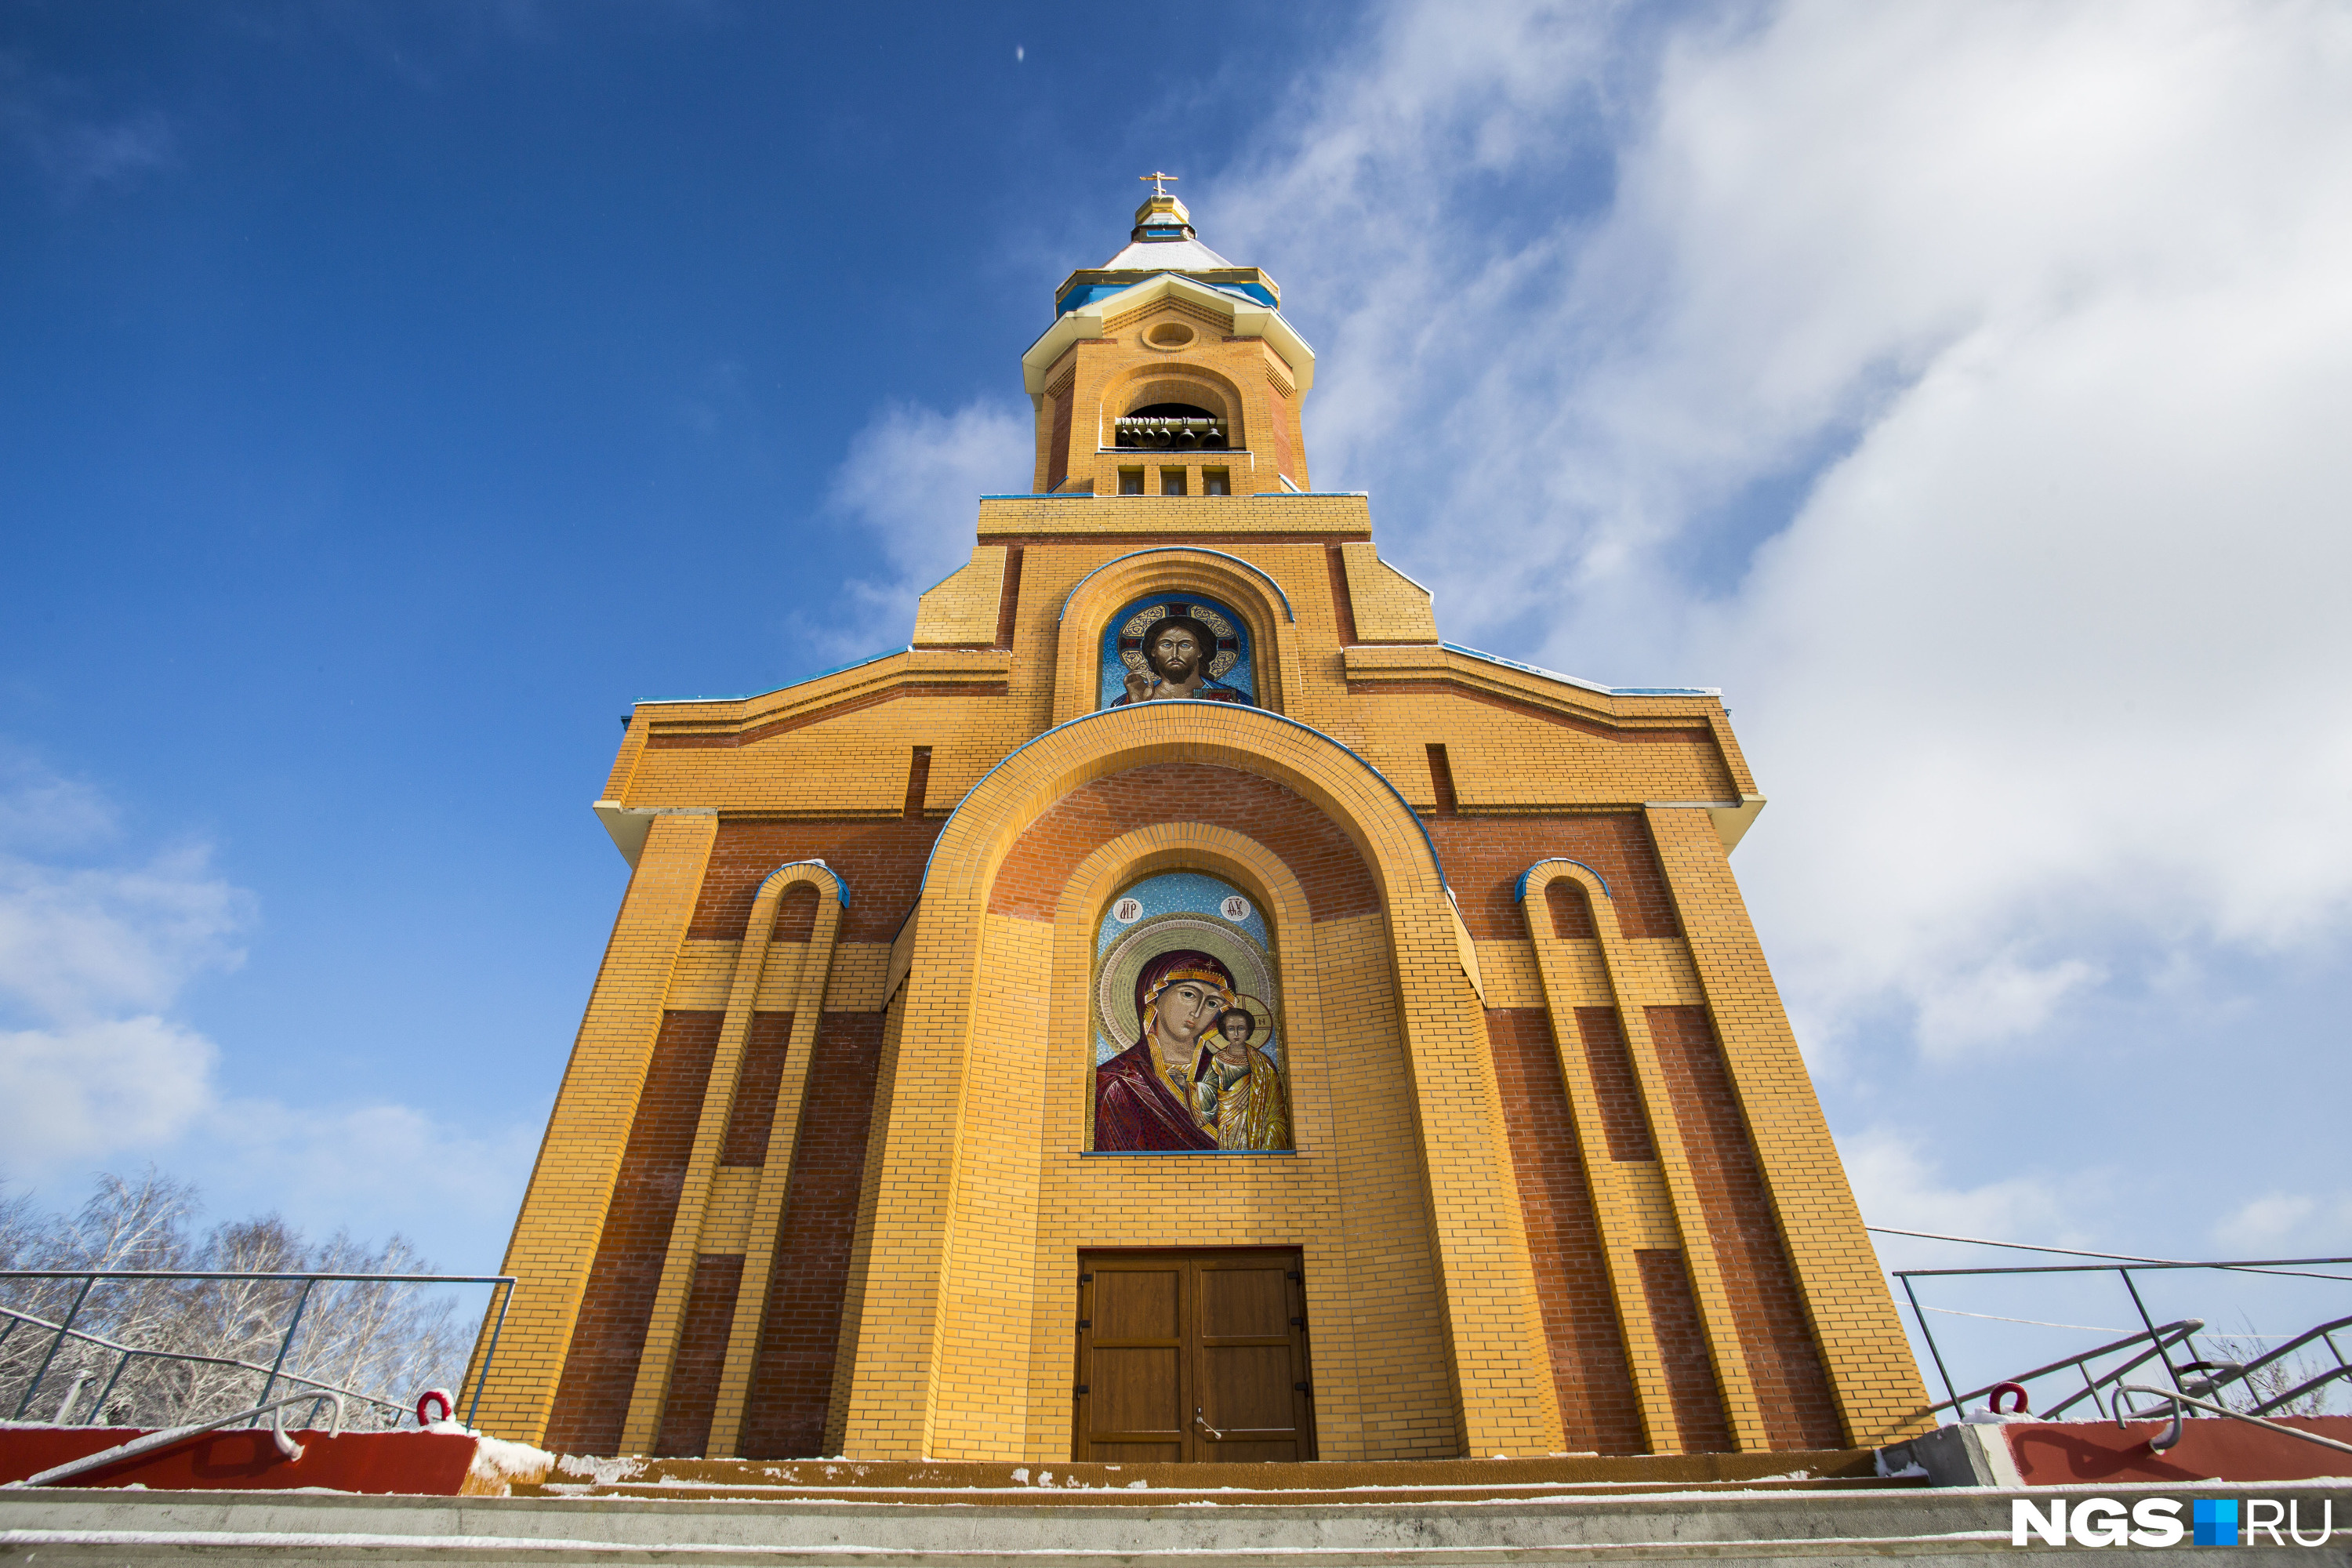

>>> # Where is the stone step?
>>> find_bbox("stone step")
[6,1480,2347,1564]
[527,1450,1917,1508]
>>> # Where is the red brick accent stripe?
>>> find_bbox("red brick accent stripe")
[769,884,820,945]
[1573,1007,1656,1163]
[739,1011,887,1459]
[652,1254,744,1458]
[987,762,1380,922]
[1483,1008,1646,1456]
[720,1013,794,1167]
[689,820,943,944]
[1635,1249,1733,1454]
[1546,880,1596,939]
[1646,1005,1843,1450]
[1424,815,1680,941]
[543,1011,723,1456]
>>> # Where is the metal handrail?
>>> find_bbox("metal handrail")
[2172,1314,2352,1417]
[0,1304,408,1425]
[1917,1319,2204,1421]
[2114,1382,2352,1459]
[1,1389,347,1490]
[0,1269,514,1429]
[1889,1248,2352,1422]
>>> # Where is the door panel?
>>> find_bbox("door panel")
[1198,1265,1287,1337]
[1076,1249,1315,1462]
[1092,1346,1181,1436]
[1095,1268,1181,1338]
[1201,1344,1294,1428]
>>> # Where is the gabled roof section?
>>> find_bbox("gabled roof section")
[1022,271,1316,395]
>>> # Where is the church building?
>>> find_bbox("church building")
[469,182,1929,1465]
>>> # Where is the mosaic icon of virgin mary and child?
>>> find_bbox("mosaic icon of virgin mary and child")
[1092,873,1291,1152]
[1101,598,1256,709]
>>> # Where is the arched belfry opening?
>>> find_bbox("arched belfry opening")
[1115,401,1229,450]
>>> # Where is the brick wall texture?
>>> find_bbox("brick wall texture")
[1422,815,1679,941]
[1635,1248,1733,1454]
[543,1010,721,1455]
[989,762,1377,921]
[1647,1005,1843,1450]
[689,821,942,943]
[1483,1008,1644,1456]
[719,1012,793,1167]
[741,1011,887,1458]
[1546,880,1595,940]
[1573,1007,1657,1163]
[652,1253,744,1457]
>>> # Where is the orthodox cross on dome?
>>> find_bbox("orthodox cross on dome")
[1138,171,1180,197]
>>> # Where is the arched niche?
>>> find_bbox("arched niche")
[1052,547,1298,723]
[835,702,1562,1464]
[1096,361,1248,450]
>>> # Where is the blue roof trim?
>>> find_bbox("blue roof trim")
[980,492,1094,500]
[1438,641,1719,699]
[916,702,1449,899]
[759,858,851,906]
[1057,547,1296,622]
[1513,858,1612,904]
[1055,276,1279,316]
[634,645,907,706]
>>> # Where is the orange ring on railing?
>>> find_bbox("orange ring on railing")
[416,1388,454,1426]
[1988,1381,2031,1415]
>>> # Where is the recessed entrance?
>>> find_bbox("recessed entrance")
[1073,1248,1316,1462]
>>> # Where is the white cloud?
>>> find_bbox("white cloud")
[0,1016,220,1168]
[0,843,253,1023]
[1214,0,2352,1054]
[2216,1192,2317,1247]
[0,758,533,1265]
[1838,1127,2081,1252]
[198,1099,543,1257]
[1912,954,2101,1061]
[811,398,1031,656]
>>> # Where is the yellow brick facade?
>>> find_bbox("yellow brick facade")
[472,191,1927,1462]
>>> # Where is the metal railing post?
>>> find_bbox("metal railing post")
[463,1279,514,1429]
[12,1273,95,1420]
[2117,1268,2186,1397]
[89,1348,136,1426]
[1900,1274,1962,1413]
[250,1278,314,1421]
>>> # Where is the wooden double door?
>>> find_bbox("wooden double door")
[1074,1248,1316,1462]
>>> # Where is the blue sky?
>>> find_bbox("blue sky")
[7,0,2352,1403]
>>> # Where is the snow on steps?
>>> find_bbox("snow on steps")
[5,1479,2347,1564]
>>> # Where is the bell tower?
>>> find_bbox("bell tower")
[1026,176,1312,496]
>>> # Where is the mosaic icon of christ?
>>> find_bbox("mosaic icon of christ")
[1111,615,1254,706]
